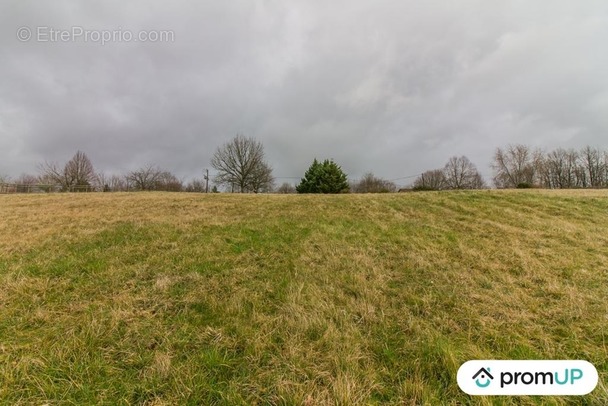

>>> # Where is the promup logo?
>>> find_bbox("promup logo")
[457,360,598,396]
[472,367,494,388]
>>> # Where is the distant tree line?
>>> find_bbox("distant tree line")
[1,151,210,193]
[490,144,608,189]
[411,144,608,191]
[2,139,608,194]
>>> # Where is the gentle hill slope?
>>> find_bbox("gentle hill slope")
[1,191,607,404]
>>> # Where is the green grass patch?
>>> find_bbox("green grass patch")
[0,191,607,404]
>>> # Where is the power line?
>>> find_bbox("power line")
[388,174,423,182]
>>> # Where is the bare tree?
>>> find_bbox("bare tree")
[248,161,275,193]
[126,165,164,191]
[0,174,11,193]
[156,171,183,192]
[443,156,485,189]
[15,173,38,185]
[126,166,183,191]
[39,150,96,191]
[94,172,109,191]
[211,134,274,193]
[276,182,296,194]
[491,144,540,188]
[566,149,583,187]
[108,175,128,191]
[540,148,580,188]
[12,173,41,192]
[413,169,446,190]
[185,178,206,193]
[95,172,132,192]
[580,146,606,188]
[352,172,397,193]
[66,151,95,189]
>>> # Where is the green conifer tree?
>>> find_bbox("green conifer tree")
[296,159,349,193]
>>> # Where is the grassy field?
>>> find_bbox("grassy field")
[0,190,607,405]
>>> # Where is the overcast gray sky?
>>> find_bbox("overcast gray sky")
[2,0,607,187]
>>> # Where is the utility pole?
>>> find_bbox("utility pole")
[204,169,209,193]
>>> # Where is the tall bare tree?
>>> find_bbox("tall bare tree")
[40,150,96,191]
[442,156,484,189]
[580,146,606,188]
[211,134,274,193]
[540,148,580,188]
[492,144,540,188]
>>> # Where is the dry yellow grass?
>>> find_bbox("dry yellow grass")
[0,190,607,404]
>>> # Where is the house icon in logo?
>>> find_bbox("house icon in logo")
[472,367,494,388]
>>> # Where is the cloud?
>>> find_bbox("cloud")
[1,0,607,186]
